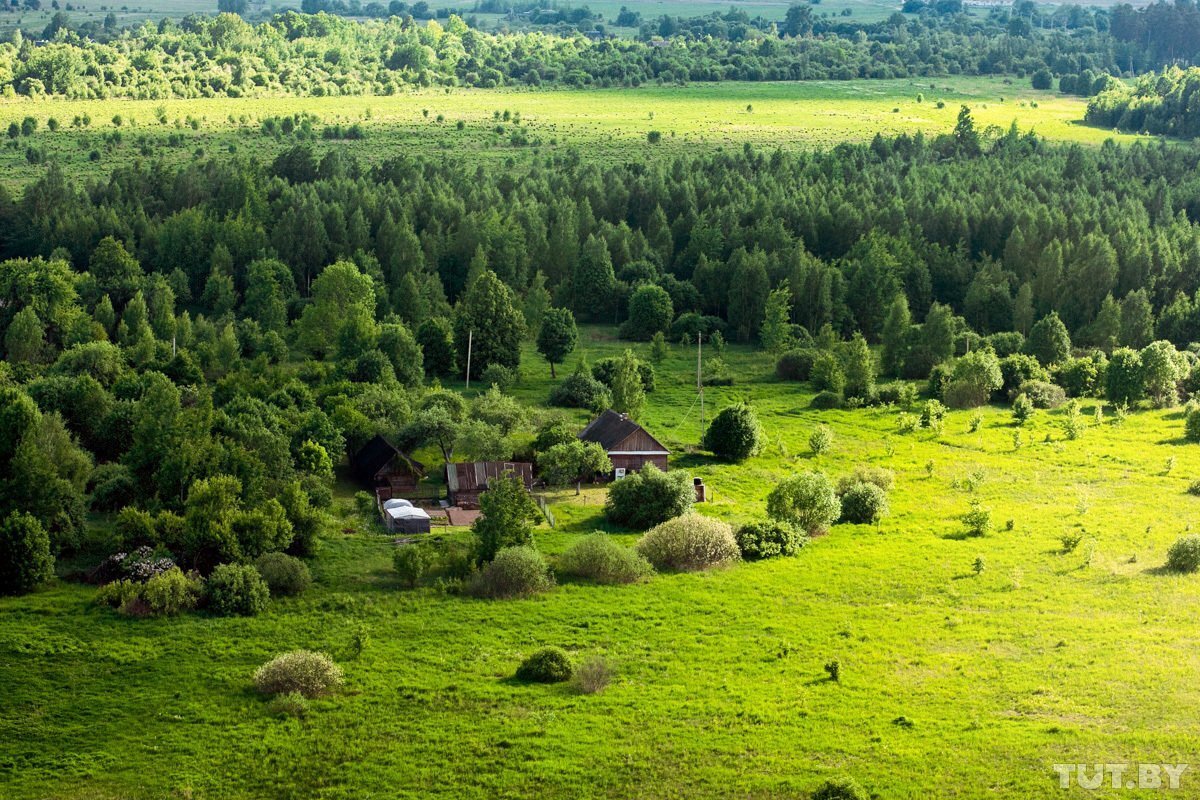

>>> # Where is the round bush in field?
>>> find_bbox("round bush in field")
[206,563,270,616]
[838,482,889,524]
[702,403,762,461]
[734,520,805,560]
[604,464,694,530]
[254,552,312,597]
[812,778,868,800]
[254,650,344,698]
[0,512,53,596]
[775,349,815,381]
[467,546,555,599]
[635,513,740,572]
[766,471,840,535]
[557,535,652,584]
[515,646,573,683]
[1186,404,1200,443]
[1166,535,1200,573]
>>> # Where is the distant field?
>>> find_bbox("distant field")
[0,78,1144,191]
[4,328,1200,799]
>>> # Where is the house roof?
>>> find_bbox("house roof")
[351,435,425,483]
[578,410,668,453]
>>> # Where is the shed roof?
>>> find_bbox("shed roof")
[351,435,425,484]
[578,410,668,454]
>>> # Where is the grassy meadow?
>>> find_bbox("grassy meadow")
[3,327,1200,799]
[0,77,1144,190]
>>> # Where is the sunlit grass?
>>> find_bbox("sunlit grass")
[3,327,1200,798]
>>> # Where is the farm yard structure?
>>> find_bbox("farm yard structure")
[350,435,429,503]
[380,499,432,534]
[445,461,535,508]
[578,410,670,478]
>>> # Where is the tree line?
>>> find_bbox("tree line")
[1085,66,1200,138]
[3,2,1200,100]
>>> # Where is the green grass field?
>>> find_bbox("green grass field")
[3,327,1200,799]
[0,77,1142,190]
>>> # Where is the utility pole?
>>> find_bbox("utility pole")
[465,329,473,391]
[697,332,704,426]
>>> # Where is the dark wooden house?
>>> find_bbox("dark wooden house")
[351,435,427,501]
[446,461,535,508]
[578,410,669,478]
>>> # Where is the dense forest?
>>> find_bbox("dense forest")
[1086,66,1200,138]
[4,0,1200,100]
[6,121,1200,575]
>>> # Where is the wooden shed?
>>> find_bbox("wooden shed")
[445,461,535,508]
[350,435,426,501]
[578,410,669,478]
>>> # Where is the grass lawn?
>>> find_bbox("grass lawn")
[3,327,1200,798]
[0,77,1145,191]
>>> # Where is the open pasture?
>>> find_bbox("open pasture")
[0,77,1142,190]
[3,328,1200,799]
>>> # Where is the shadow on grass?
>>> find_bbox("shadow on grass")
[670,452,723,470]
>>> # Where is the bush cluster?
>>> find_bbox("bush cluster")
[206,563,270,616]
[1167,535,1200,573]
[557,535,652,584]
[467,546,555,599]
[635,513,740,572]
[604,464,694,530]
[254,650,344,698]
[254,552,312,597]
[515,646,574,683]
[767,472,840,535]
[734,520,805,560]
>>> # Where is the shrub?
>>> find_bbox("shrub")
[1015,379,1065,408]
[810,390,843,409]
[1012,392,1034,425]
[919,399,946,429]
[604,464,694,530]
[734,520,805,560]
[1186,404,1200,443]
[809,424,833,455]
[636,513,740,572]
[702,403,762,461]
[0,512,54,596]
[960,502,993,538]
[776,349,815,381]
[206,563,270,616]
[999,353,1047,394]
[986,331,1026,358]
[139,567,203,615]
[1056,355,1103,398]
[812,778,868,800]
[254,650,344,698]
[548,370,611,411]
[89,463,137,512]
[927,363,953,398]
[467,546,554,598]
[592,356,655,392]
[267,691,310,719]
[254,552,312,597]
[515,646,573,683]
[876,382,917,406]
[393,545,434,587]
[838,482,889,524]
[1166,535,1200,573]
[573,655,614,694]
[480,363,517,391]
[766,472,840,535]
[557,535,652,584]
[1188,479,1200,496]
[810,351,845,393]
[836,466,895,495]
